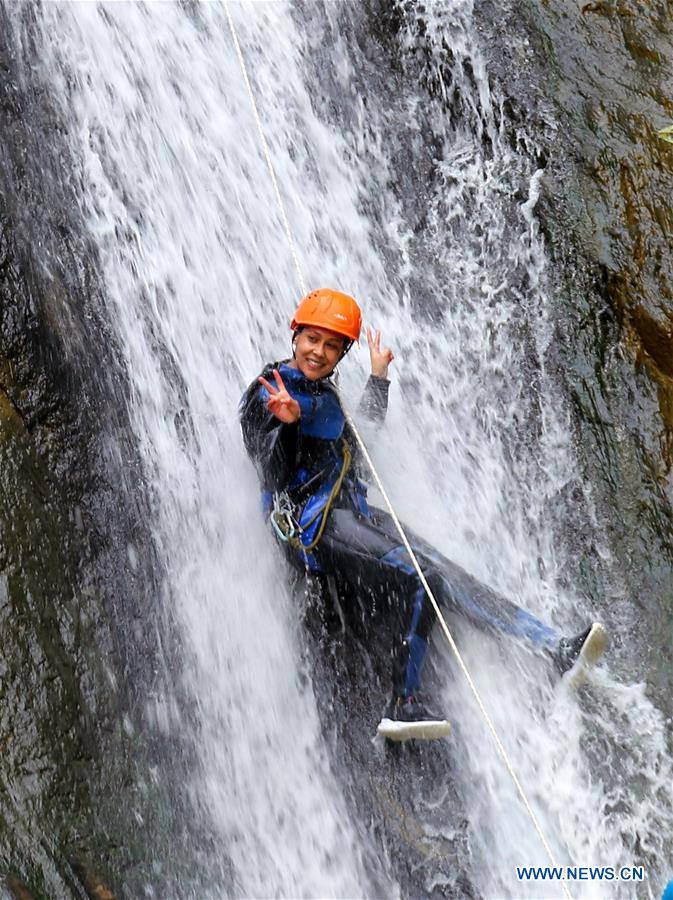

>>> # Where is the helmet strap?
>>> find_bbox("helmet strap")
[291,328,302,359]
[340,339,354,360]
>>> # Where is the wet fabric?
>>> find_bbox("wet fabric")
[240,362,386,561]
[240,362,559,699]
[313,506,559,697]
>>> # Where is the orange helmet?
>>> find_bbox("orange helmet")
[290,288,362,343]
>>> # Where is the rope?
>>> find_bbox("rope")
[344,411,571,900]
[224,5,571,897]
[223,1,306,298]
[290,440,352,553]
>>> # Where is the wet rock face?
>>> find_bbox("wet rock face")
[474,0,673,697]
[0,11,164,896]
[302,577,477,899]
[520,0,673,447]
[0,206,139,900]
[0,192,98,893]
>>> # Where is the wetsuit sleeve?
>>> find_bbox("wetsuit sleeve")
[239,377,300,493]
[358,375,390,424]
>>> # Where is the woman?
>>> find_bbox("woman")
[240,288,607,741]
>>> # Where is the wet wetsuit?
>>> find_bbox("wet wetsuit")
[240,362,560,700]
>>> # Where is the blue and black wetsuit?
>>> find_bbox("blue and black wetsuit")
[240,362,560,701]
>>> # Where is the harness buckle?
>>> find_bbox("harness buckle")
[269,491,299,543]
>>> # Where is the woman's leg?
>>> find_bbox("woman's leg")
[368,508,560,651]
[313,507,431,700]
[313,505,560,700]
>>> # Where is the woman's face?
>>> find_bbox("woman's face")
[291,327,346,380]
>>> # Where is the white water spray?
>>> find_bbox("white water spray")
[11,1,673,896]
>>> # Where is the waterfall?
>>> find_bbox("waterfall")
[7,1,672,896]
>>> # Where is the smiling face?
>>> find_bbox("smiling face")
[290,326,346,380]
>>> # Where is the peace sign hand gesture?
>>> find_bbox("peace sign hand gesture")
[367,327,394,379]
[258,369,301,424]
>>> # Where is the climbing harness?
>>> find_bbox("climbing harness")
[223,5,572,896]
[270,439,352,553]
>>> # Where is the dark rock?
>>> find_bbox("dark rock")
[474,0,673,710]
[0,7,191,898]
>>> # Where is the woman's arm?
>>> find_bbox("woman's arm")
[359,328,394,424]
[239,367,300,492]
[367,328,394,379]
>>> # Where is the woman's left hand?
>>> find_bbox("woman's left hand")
[367,327,394,379]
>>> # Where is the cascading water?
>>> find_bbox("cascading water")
[7,1,673,897]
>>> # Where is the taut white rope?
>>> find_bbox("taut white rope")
[223,1,307,298]
[224,4,571,897]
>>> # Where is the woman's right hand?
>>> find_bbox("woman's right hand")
[258,369,301,424]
